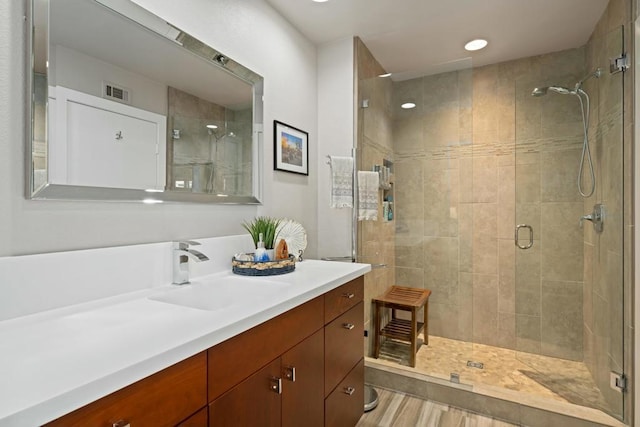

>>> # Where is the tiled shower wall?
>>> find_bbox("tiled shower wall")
[394,48,591,359]
[167,87,252,195]
[355,38,396,356]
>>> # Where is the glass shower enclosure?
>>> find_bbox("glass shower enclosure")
[514,25,626,419]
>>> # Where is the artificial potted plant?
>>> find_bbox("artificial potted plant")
[242,216,281,253]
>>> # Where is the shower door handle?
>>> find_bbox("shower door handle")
[515,224,534,249]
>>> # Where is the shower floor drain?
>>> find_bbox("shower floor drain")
[467,360,484,369]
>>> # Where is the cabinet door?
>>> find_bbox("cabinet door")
[209,358,281,427]
[282,329,324,427]
[324,359,364,427]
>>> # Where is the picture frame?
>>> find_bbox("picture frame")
[274,120,309,175]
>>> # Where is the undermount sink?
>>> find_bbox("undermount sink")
[149,274,291,311]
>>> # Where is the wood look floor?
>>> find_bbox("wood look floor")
[356,388,519,427]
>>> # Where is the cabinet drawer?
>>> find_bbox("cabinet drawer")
[208,296,324,401]
[324,359,364,427]
[324,276,364,324]
[46,352,207,427]
[324,301,363,397]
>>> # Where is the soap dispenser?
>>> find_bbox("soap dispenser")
[254,232,269,262]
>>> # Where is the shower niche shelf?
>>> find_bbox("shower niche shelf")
[375,159,394,222]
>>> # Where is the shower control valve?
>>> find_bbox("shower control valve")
[579,203,604,233]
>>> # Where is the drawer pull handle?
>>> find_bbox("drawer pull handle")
[270,377,282,394]
[284,366,296,382]
[113,421,131,427]
[342,323,355,330]
[343,386,356,396]
[342,292,355,299]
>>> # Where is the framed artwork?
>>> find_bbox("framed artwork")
[274,120,309,175]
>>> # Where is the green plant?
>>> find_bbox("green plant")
[242,216,281,249]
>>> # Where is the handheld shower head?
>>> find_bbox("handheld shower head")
[531,86,574,97]
[548,86,574,95]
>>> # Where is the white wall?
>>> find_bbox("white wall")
[52,44,168,115]
[0,0,318,257]
[316,38,355,259]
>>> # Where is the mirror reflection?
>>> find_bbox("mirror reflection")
[30,0,263,203]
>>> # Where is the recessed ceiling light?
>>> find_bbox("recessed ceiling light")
[378,73,392,78]
[401,102,416,109]
[464,39,488,51]
[312,0,329,2]
[206,124,218,129]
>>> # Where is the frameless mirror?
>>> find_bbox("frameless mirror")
[28,0,264,203]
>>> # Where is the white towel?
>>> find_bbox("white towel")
[330,156,354,208]
[357,171,379,221]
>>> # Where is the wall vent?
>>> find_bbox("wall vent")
[103,81,130,104]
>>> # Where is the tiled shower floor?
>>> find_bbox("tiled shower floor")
[377,335,611,413]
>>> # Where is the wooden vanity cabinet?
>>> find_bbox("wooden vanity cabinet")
[207,297,325,427]
[45,352,208,427]
[208,275,364,427]
[207,297,324,401]
[208,329,325,427]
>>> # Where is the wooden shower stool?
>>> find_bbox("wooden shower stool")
[372,286,431,368]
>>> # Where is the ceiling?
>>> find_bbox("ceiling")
[264,0,609,81]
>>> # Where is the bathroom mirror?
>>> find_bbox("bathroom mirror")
[28,0,264,203]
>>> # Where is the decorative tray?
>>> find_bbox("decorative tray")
[232,254,296,276]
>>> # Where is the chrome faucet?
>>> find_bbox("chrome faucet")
[172,241,210,285]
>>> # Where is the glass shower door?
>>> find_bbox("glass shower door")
[514,26,625,419]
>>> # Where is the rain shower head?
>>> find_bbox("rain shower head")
[531,86,574,97]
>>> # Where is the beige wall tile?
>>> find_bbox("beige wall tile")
[497,312,516,350]
[472,203,498,275]
[540,280,583,360]
[516,314,541,354]
[516,288,540,317]
[540,202,584,282]
[393,115,424,154]
[424,159,458,237]
[472,274,499,346]
[497,165,515,239]
[515,163,540,204]
[472,156,498,203]
[540,149,583,202]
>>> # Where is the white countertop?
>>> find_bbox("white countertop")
[0,259,370,426]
